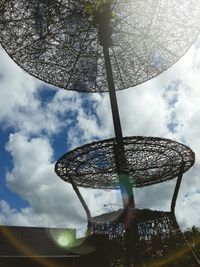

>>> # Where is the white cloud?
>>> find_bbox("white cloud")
[0,47,39,126]
[177,191,200,229]
[3,133,121,233]
[3,134,84,225]
[3,133,87,230]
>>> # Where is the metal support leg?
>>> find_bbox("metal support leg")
[69,178,92,229]
[171,163,185,213]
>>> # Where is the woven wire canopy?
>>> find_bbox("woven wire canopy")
[0,0,200,92]
[55,136,195,189]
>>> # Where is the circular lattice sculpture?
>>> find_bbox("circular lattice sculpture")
[91,209,192,266]
[91,209,180,238]
[55,136,195,189]
[0,0,200,92]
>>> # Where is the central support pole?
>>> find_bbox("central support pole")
[103,44,135,210]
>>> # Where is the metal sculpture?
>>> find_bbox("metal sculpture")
[90,209,198,266]
[0,1,199,264]
[55,136,195,189]
[55,136,195,241]
[0,0,200,92]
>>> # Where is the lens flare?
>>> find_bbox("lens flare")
[48,228,96,255]
[48,229,76,249]
[58,235,71,247]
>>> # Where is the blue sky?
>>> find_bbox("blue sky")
[1,36,200,234]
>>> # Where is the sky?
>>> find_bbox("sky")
[1,35,200,236]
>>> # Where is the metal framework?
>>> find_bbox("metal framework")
[91,209,197,266]
[0,0,200,93]
[55,136,195,189]
[91,208,180,239]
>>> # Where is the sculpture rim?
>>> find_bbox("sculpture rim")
[55,136,195,189]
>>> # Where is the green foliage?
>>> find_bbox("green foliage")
[85,0,115,17]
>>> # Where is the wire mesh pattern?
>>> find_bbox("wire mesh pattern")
[91,209,180,239]
[55,136,195,189]
[91,209,194,267]
[0,0,200,92]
